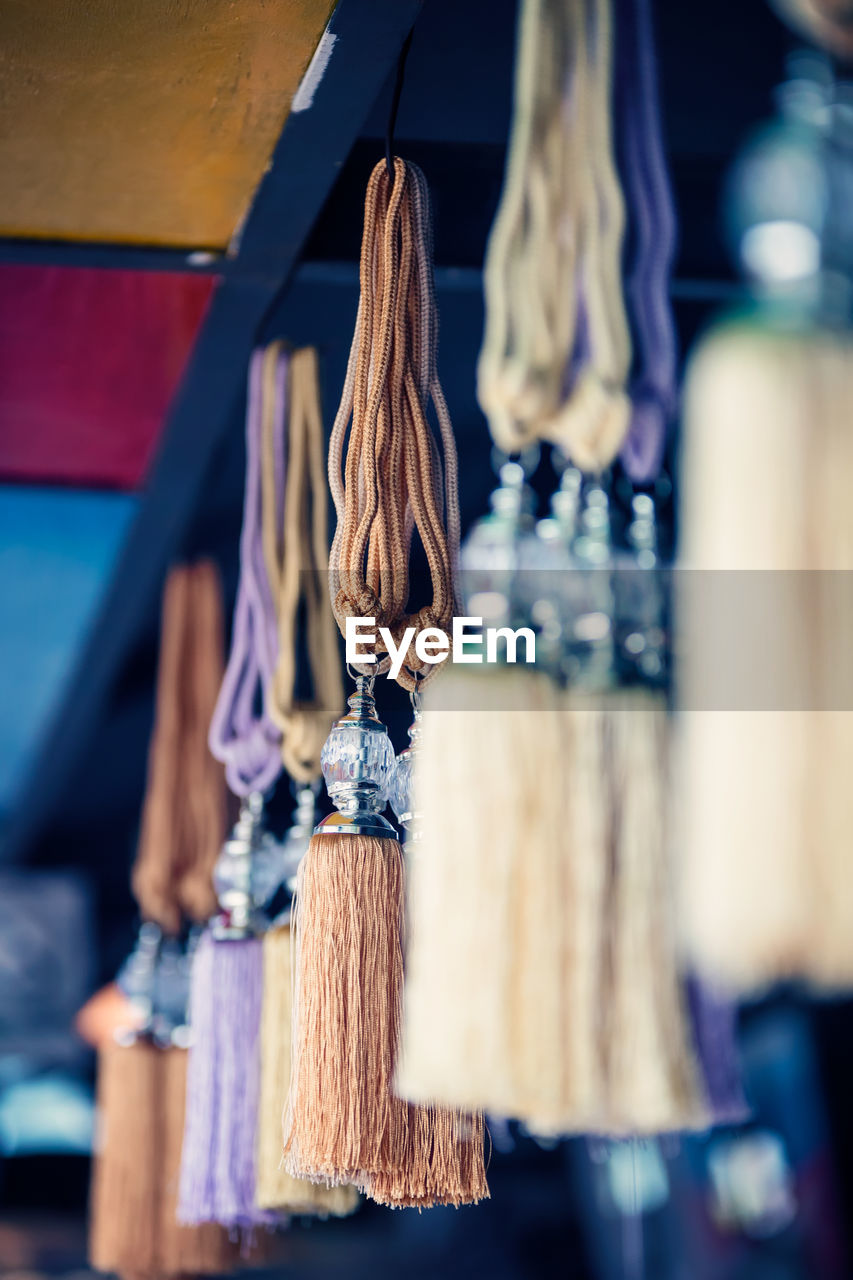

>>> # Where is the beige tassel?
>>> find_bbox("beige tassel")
[399,667,707,1136]
[257,923,359,1216]
[678,324,853,993]
[602,691,706,1134]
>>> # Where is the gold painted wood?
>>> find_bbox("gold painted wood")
[0,0,336,248]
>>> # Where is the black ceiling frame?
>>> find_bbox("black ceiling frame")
[1,0,424,863]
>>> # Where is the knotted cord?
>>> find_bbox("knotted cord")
[328,158,459,691]
[477,0,632,472]
[208,346,286,796]
[268,347,344,781]
[614,0,677,482]
[134,562,224,933]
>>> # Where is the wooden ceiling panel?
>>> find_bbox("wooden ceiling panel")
[0,0,335,248]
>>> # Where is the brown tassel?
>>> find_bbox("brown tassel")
[89,562,240,1277]
[90,1042,256,1279]
[284,830,488,1206]
[174,561,227,925]
[311,156,488,1203]
[367,1108,489,1209]
[89,1041,160,1277]
[284,832,407,1184]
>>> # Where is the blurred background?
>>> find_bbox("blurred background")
[1,0,852,1276]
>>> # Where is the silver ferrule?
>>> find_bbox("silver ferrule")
[313,810,399,841]
[211,791,268,940]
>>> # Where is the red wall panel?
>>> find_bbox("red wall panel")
[0,266,214,489]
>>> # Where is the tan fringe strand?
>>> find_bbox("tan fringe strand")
[283,832,488,1205]
[89,1041,160,1277]
[602,692,707,1135]
[283,832,408,1183]
[257,924,359,1216]
[90,1043,243,1279]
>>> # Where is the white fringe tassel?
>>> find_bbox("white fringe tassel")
[397,667,707,1136]
[678,324,853,994]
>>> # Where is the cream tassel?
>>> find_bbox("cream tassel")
[399,668,708,1135]
[602,691,706,1134]
[678,324,853,993]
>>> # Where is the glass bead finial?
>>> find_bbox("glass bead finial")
[315,676,398,840]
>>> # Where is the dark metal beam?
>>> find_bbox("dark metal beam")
[0,234,746,307]
[1,0,424,863]
[0,239,225,274]
[296,260,746,302]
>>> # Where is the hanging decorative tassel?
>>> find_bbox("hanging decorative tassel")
[397,0,710,1138]
[284,156,487,1206]
[258,910,359,1216]
[400,506,707,1135]
[179,912,275,1230]
[283,675,404,1185]
[90,563,247,1279]
[179,344,287,1233]
[678,326,853,993]
[255,345,356,1216]
[189,343,351,1224]
[678,56,853,994]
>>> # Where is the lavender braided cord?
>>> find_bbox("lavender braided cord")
[615,0,678,482]
[208,350,287,796]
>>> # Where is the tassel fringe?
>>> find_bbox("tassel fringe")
[284,832,488,1205]
[399,668,707,1136]
[678,326,853,993]
[257,924,359,1216]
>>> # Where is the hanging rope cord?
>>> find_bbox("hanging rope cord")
[615,0,678,482]
[267,347,344,781]
[477,0,632,472]
[134,562,224,934]
[210,342,342,788]
[328,157,460,692]
[208,347,286,797]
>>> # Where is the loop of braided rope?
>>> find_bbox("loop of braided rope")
[133,562,225,933]
[267,348,345,781]
[614,0,678,483]
[208,345,286,797]
[477,0,633,472]
[328,158,460,692]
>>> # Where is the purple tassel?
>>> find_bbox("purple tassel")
[178,931,277,1228]
[613,0,678,483]
[208,349,288,797]
[687,976,750,1126]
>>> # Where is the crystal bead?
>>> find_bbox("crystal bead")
[321,680,395,816]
